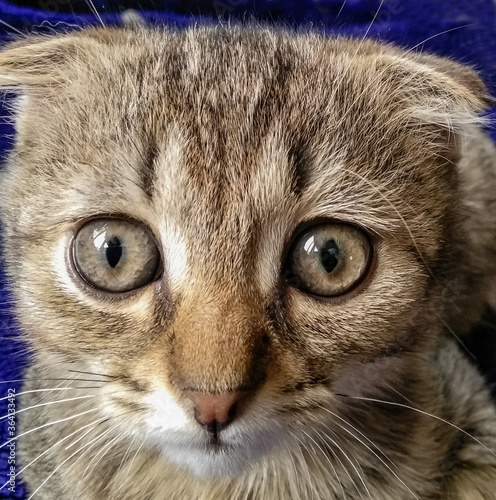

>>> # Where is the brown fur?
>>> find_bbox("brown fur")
[0,25,496,499]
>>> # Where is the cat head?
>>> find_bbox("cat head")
[0,26,492,477]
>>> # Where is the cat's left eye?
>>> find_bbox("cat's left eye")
[72,218,160,293]
[283,223,372,298]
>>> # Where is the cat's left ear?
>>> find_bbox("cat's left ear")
[413,52,494,108]
[379,51,495,153]
[398,51,495,129]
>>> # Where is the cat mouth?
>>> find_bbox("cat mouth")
[203,436,231,454]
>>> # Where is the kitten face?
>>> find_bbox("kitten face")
[0,27,492,480]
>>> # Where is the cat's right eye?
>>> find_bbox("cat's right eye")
[72,218,161,293]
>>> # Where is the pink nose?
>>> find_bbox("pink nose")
[186,391,242,437]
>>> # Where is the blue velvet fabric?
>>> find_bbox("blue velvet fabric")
[0,1,495,498]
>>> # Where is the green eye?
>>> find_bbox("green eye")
[73,218,160,293]
[283,223,372,297]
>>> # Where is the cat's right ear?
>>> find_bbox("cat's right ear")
[0,32,111,137]
[0,33,96,92]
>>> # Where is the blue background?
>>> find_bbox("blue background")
[0,1,495,497]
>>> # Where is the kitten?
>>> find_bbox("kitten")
[1,25,496,500]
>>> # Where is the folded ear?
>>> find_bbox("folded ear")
[0,29,120,95]
[0,35,79,91]
[0,30,122,138]
[376,49,493,140]
[412,52,494,109]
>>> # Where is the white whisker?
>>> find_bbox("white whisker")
[290,433,322,500]
[317,406,420,499]
[438,315,476,360]
[0,18,24,36]
[0,387,99,401]
[0,416,108,492]
[334,0,347,23]
[84,0,105,28]
[0,407,101,449]
[82,428,122,478]
[313,428,371,500]
[301,428,349,499]
[0,394,95,421]
[27,425,116,499]
[406,25,473,54]
[340,166,435,279]
[337,394,496,458]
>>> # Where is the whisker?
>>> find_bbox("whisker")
[20,379,74,411]
[102,428,148,497]
[290,433,322,500]
[304,428,349,498]
[336,394,496,458]
[301,429,349,499]
[319,426,372,500]
[0,394,95,421]
[67,369,116,379]
[71,426,122,498]
[0,407,101,449]
[0,416,109,492]
[340,166,435,279]
[63,409,134,453]
[0,18,24,36]
[405,25,473,54]
[84,0,105,28]
[284,441,305,498]
[334,0,347,23]
[362,0,385,40]
[313,428,371,500]
[438,316,476,360]
[381,382,426,412]
[332,421,419,499]
[115,434,137,477]
[27,425,116,500]
[327,0,386,119]
[0,387,101,402]
[317,404,397,469]
[82,430,122,478]
[317,408,420,499]
[0,377,112,385]
[122,438,145,480]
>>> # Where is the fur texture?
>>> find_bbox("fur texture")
[0,25,496,499]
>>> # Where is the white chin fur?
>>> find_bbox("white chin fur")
[162,444,253,478]
[150,426,285,479]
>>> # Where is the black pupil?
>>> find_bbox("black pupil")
[320,239,340,273]
[105,236,123,268]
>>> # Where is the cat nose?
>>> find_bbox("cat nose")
[186,391,242,436]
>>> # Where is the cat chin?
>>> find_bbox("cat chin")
[152,427,285,479]
[163,446,253,478]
